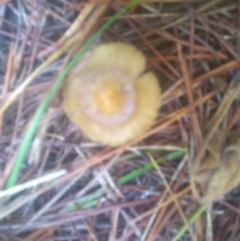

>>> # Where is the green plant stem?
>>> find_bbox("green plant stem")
[172,205,206,241]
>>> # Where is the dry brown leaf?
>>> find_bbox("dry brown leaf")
[194,138,240,203]
[192,77,240,203]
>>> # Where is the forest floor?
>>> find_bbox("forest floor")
[0,0,240,240]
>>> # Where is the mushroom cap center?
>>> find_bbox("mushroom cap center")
[92,79,126,115]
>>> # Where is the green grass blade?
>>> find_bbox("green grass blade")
[6,0,142,189]
[65,149,185,211]
[172,205,206,241]
[117,149,186,184]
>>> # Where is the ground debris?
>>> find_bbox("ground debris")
[194,133,240,203]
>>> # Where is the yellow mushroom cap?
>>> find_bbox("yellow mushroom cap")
[62,42,161,146]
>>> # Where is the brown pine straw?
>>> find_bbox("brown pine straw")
[1,0,240,240]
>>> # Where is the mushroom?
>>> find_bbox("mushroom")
[62,42,161,146]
